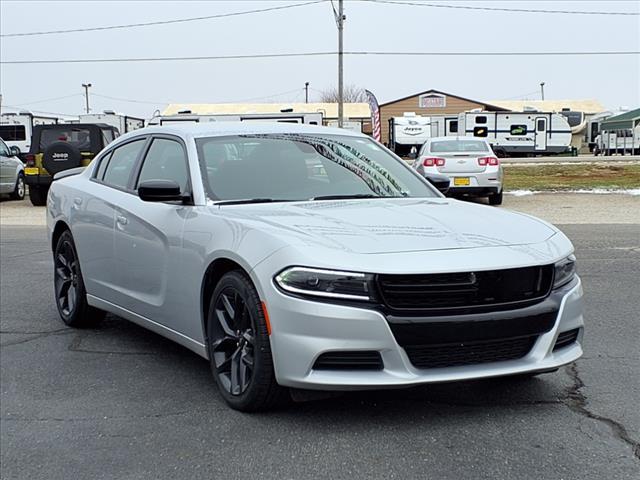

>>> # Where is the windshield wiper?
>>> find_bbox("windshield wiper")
[311,194,381,201]
[213,198,296,206]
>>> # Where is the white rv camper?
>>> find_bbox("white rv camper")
[0,112,58,154]
[388,114,433,155]
[147,111,324,127]
[73,111,145,134]
[458,111,572,157]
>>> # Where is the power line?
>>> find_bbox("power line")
[359,0,640,16]
[1,105,77,117]
[0,0,326,38]
[3,93,82,106]
[92,88,306,106]
[2,50,637,65]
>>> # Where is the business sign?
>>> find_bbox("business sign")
[419,93,446,109]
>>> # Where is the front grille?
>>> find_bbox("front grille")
[313,351,383,371]
[553,328,580,351]
[405,335,537,369]
[377,265,554,314]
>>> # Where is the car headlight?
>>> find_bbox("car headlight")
[274,267,376,301]
[554,254,577,289]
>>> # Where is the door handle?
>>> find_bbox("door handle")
[116,215,128,226]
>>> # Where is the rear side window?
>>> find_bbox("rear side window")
[102,139,146,189]
[95,152,113,180]
[136,138,189,192]
[0,125,26,142]
[102,129,115,146]
[40,127,92,151]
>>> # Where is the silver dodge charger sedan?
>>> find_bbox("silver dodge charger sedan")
[47,123,584,411]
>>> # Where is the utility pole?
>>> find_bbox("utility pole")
[305,82,309,103]
[82,83,92,114]
[337,0,344,127]
[540,82,545,101]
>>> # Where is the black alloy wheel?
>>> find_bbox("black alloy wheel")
[53,230,104,327]
[55,237,80,318]
[207,271,285,411]
[211,288,256,396]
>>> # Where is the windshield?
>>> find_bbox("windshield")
[430,140,489,153]
[196,134,438,202]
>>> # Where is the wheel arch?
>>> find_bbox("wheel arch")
[51,220,71,252]
[200,257,252,347]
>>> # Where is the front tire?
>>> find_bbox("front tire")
[488,191,503,205]
[207,271,285,411]
[10,173,25,200]
[54,230,105,327]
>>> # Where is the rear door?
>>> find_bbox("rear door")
[535,117,548,151]
[72,138,147,303]
[112,135,191,331]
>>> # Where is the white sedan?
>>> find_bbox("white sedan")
[413,137,504,205]
[47,123,583,411]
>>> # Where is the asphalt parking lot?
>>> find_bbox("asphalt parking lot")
[1,199,639,479]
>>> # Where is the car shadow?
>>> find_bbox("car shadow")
[83,314,568,421]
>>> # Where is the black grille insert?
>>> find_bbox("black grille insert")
[313,351,383,371]
[553,329,580,351]
[377,265,554,314]
[405,335,537,369]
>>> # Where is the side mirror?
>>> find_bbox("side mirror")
[424,173,450,195]
[138,179,184,202]
[9,146,21,157]
[407,146,418,160]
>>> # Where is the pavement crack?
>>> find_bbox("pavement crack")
[67,332,157,356]
[563,363,640,461]
[0,329,73,347]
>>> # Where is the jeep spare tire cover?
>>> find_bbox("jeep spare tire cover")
[42,142,82,175]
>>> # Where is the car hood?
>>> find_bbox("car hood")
[214,198,557,255]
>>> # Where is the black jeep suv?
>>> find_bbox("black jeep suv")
[24,123,119,206]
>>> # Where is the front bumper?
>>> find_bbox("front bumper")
[262,276,584,390]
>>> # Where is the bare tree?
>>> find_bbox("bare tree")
[319,84,367,103]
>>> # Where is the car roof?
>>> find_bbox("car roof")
[428,136,488,142]
[117,121,366,142]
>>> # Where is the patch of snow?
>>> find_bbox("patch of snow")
[506,188,640,196]
[506,190,535,196]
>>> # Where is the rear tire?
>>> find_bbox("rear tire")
[53,230,105,327]
[10,173,25,200]
[29,185,48,206]
[488,191,503,205]
[206,270,286,412]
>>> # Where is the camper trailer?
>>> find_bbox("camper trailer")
[594,127,640,155]
[458,111,572,157]
[388,114,432,155]
[71,111,145,134]
[147,111,324,127]
[0,112,58,154]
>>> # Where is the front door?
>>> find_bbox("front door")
[113,135,191,332]
[535,117,548,151]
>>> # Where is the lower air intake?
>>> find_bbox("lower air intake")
[553,329,580,351]
[404,335,537,369]
[313,351,383,371]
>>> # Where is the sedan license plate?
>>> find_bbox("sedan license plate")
[453,177,470,186]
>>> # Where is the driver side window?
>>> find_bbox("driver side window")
[136,138,189,193]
